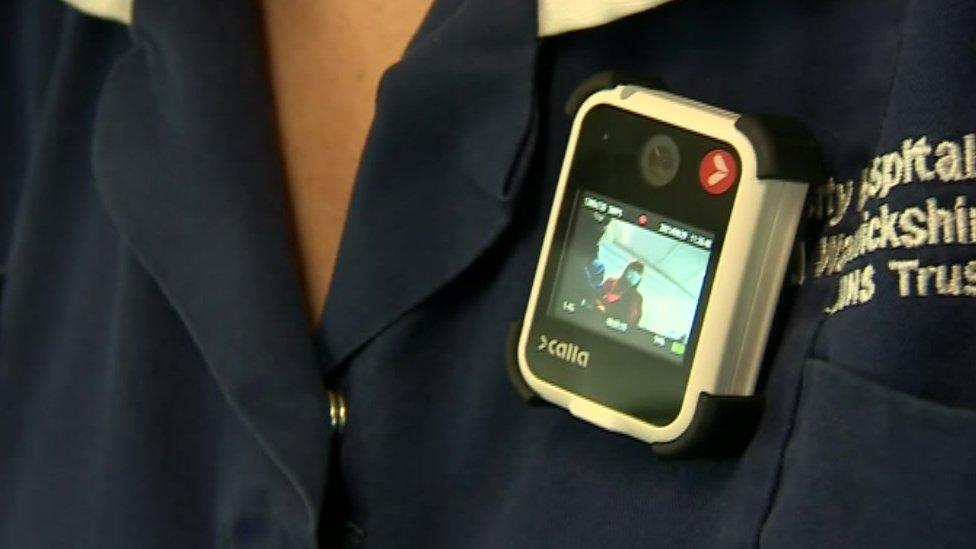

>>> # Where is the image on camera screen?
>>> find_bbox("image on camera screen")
[549,191,714,364]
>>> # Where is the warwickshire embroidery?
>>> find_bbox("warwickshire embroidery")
[810,132,976,314]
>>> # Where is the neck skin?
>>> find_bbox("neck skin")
[260,0,433,326]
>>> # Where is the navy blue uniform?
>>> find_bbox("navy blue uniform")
[2,0,975,547]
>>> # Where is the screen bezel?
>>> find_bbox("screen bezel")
[523,104,741,426]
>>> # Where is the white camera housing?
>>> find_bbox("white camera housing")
[515,84,814,452]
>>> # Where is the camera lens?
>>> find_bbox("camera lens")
[639,134,680,187]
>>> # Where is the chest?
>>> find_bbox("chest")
[260,0,432,321]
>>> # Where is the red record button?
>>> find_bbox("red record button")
[699,149,737,195]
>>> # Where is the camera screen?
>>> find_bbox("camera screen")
[548,190,714,365]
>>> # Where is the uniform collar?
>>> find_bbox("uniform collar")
[91,0,330,539]
[90,0,540,536]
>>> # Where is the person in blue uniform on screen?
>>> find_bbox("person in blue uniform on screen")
[558,210,610,313]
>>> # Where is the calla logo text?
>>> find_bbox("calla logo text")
[537,335,589,368]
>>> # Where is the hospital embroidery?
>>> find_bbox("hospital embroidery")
[810,132,976,314]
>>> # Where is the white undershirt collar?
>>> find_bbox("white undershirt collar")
[538,0,677,36]
[60,0,674,36]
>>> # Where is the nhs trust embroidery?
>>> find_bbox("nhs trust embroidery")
[810,133,976,314]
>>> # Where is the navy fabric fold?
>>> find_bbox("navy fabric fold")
[90,0,330,536]
[317,0,539,369]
